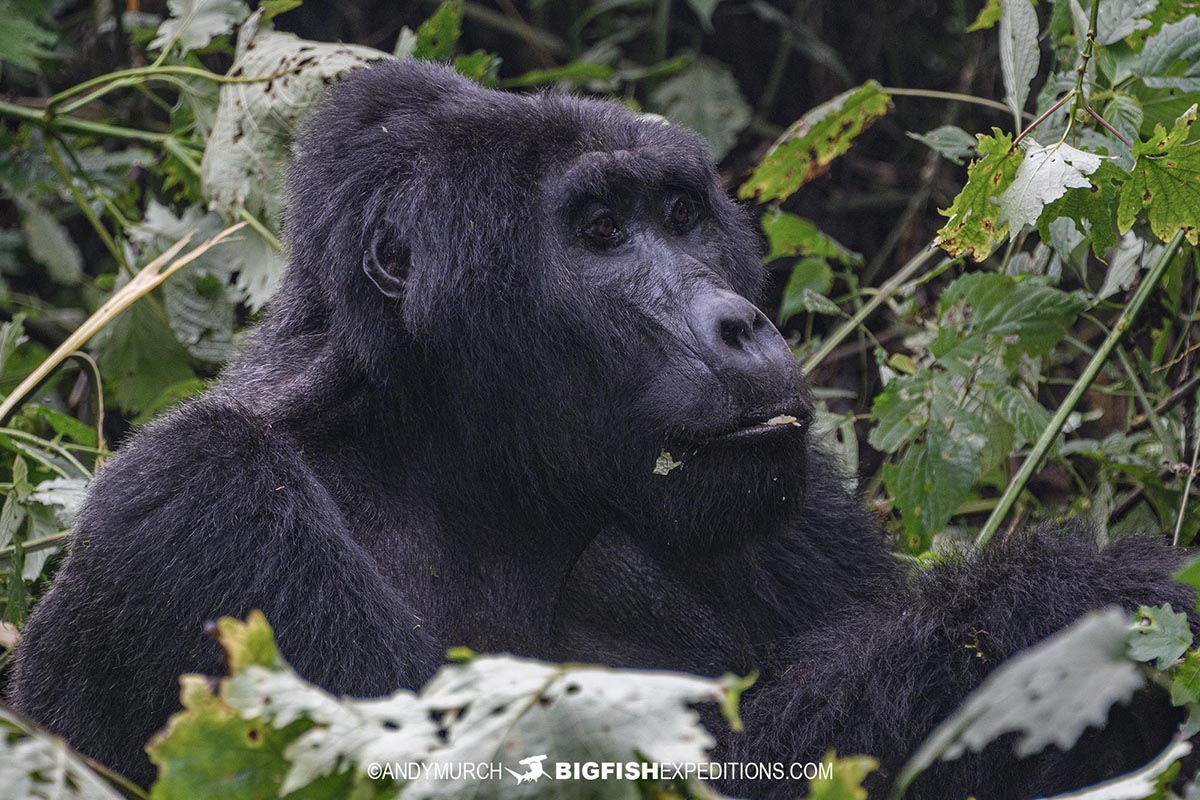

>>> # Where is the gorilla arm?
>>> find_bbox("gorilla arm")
[9,398,441,786]
[720,526,1195,800]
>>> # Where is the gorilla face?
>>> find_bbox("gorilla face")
[284,61,812,543]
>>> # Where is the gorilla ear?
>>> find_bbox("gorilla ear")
[362,229,410,299]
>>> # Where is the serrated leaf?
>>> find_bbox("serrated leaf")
[19,201,83,285]
[96,300,195,415]
[936,130,1024,260]
[1139,15,1200,91]
[869,373,932,454]
[1037,161,1124,259]
[807,753,878,800]
[1128,603,1193,669]
[1172,650,1200,705]
[0,0,58,72]
[649,57,751,161]
[738,81,892,202]
[907,125,978,165]
[201,10,391,225]
[900,608,1143,785]
[1117,104,1200,245]
[778,258,834,325]
[150,0,250,54]
[999,0,1039,122]
[761,209,862,265]
[413,1,463,61]
[0,707,125,799]
[994,385,1054,447]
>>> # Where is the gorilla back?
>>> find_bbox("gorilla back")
[9,60,1194,799]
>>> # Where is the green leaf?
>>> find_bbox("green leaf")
[907,125,978,165]
[898,608,1143,789]
[998,140,1104,233]
[1036,161,1124,259]
[934,273,1084,366]
[501,60,613,89]
[653,450,682,476]
[966,0,1002,32]
[797,288,843,317]
[413,0,463,61]
[1117,104,1200,245]
[1138,15,1200,91]
[761,209,862,265]
[998,0,1039,121]
[260,0,302,22]
[96,300,195,415]
[150,0,250,55]
[1176,555,1200,616]
[1093,0,1157,44]
[0,0,57,72]
[807,753,878,800]
[993,385,1054,448]
[1128,603,1193,669]
[453,51,501,86]
[869,373,931,454]
[1172,650,1200,705]
[778,258,834,325]
[649,57,751,161]
[19,201,83,285]
[133,378,208,426]
[739,81,892,203]
[0,706,125,799]
[936,130,1024,261]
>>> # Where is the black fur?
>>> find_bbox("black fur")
[9,61,1193,798]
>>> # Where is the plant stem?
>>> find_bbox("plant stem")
[0,99,171,144]
[976,230,1187,547]
[803,246,947,375]
[0,531,71,562]
[45,64,292,110]
[881,86,1033,119]
[1065,0,1102,140]
[1013,90,1075,147]
[42,137,129,272]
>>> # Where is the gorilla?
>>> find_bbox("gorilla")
[9,60,1193,799]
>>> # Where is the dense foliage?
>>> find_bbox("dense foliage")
[0,0,1199,797]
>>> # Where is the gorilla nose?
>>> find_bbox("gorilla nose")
[690,290,800,405]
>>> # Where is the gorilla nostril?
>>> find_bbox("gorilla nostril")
[720,318,751,348]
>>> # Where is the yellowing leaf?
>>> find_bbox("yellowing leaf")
[936,130,1024,261]
[1117,104,1200,245]
[739,81,892,203]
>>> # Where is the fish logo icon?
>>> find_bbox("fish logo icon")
[506,754,550,784]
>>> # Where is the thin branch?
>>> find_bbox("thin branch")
[0,99,171,144]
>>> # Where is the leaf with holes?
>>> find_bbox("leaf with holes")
[738,81,892,203]
[936,130,1023,261]
[999,140,1104,233]
[1117,104,1200,245]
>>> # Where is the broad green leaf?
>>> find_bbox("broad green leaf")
[739,81,892,202]
[1172,650,1200,704]
[454,51,501,86]
[999,0,1039,122]
[966,0,1002,32]
[1099,234,1160,299]
[96,300,195,415]
[994,385,1054,447]
[778,259,834,325]
[1176,555,1200,616]
[413,1,463,61]
[649,57,751,161]
[132,378,208,426]
[868,373,931,454]
[1036,161,1125,259]
[1128,603,1193,669]
[907,125,978,165]
[27,404,97,447]
[150,0,250,55]
[0,0,58,72]
[797,288,843,317]
[999,140,1104,232]
[19,201,83,285]
[502,60,613,89]
[0,706,124,799]
[1138,15,1200,91]
[899,608,1143,789]
[201,10,391,225]
[933,273,1083,368]
[1117,104,1200,245]
[1103,94,1144,147]
[761,209,862,265]
[936,130,1024,261]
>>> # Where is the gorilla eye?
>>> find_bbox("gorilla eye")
[666,196,700,233]
[583,214,622,246]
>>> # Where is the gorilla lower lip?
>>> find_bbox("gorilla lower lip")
[708,414,804,444]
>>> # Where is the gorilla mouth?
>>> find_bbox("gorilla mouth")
[704,414,807,446]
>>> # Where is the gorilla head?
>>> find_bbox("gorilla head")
[268,60,811,547]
